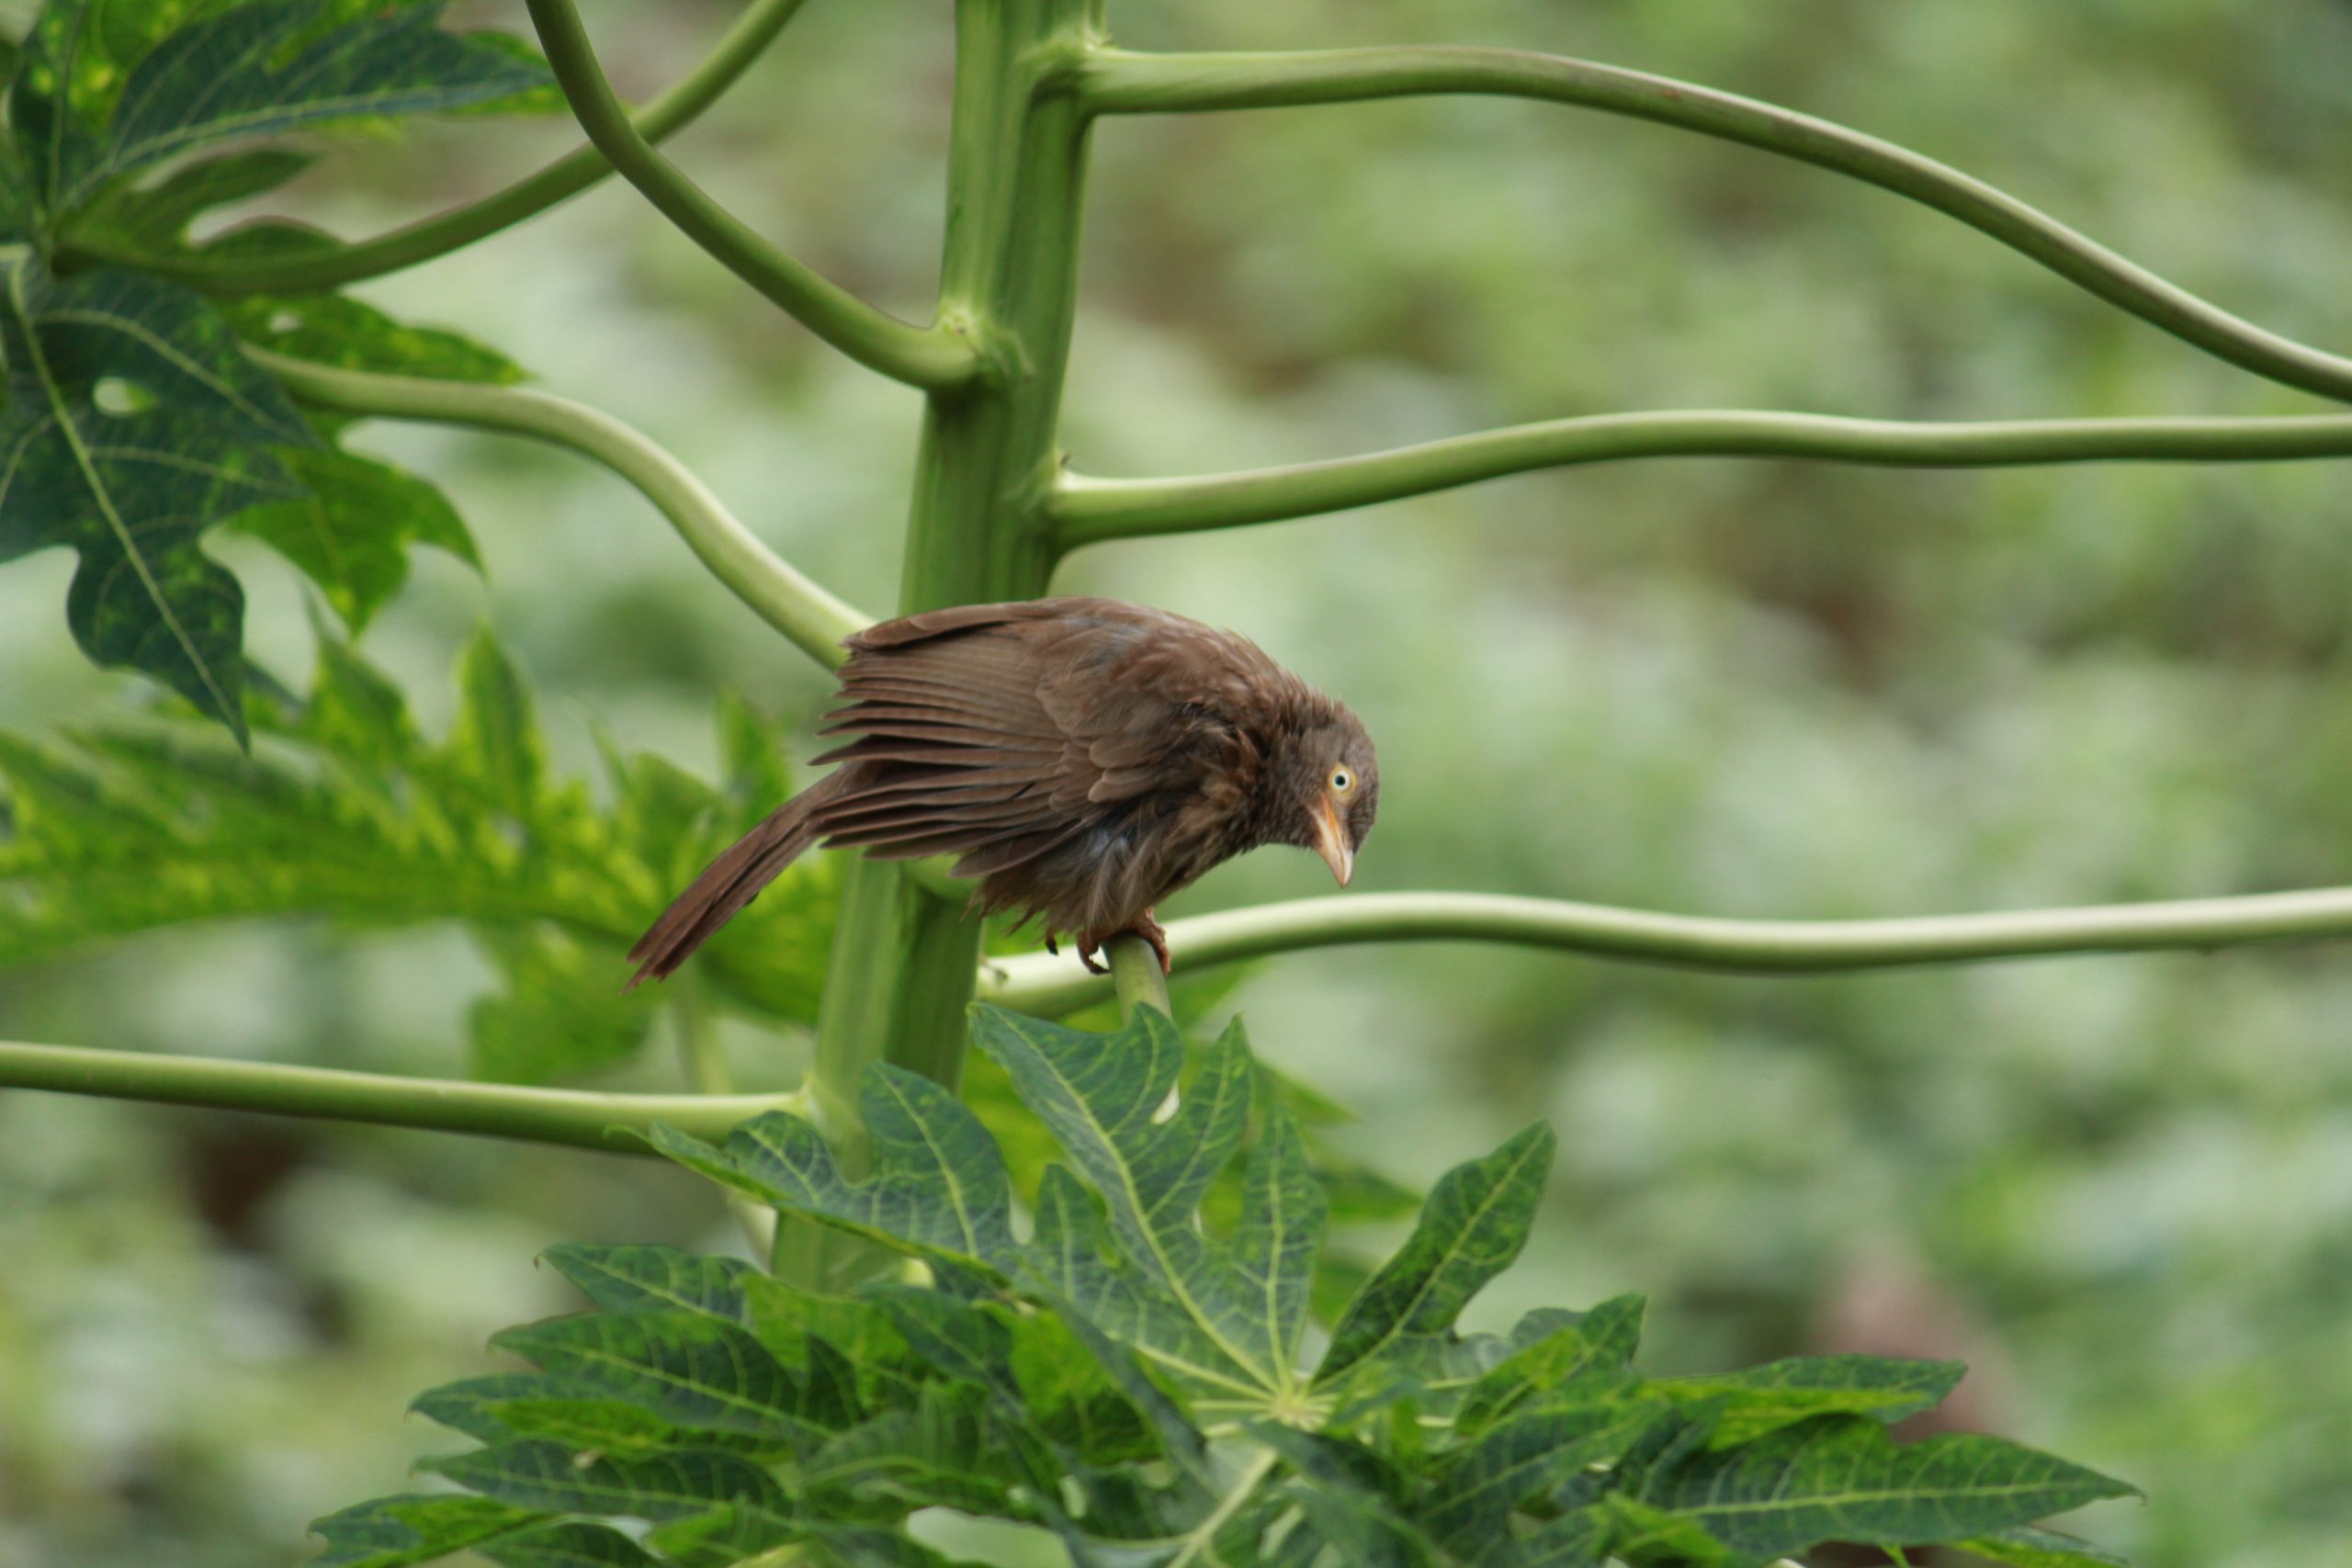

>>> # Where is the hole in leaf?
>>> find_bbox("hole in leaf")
[92,378,154,417]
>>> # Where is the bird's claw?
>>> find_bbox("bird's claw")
[1069,911,1171,976]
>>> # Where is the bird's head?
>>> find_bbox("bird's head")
[1276,710,1379,886]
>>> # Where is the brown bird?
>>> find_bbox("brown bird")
[627,597,1379,985]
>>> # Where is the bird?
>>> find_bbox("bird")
[627,596,1378,985]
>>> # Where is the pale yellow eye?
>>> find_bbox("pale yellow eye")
[1329,767,1355,795]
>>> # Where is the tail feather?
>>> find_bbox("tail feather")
[625,772,852,988]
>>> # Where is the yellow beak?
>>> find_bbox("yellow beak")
[1312,795,1354,886]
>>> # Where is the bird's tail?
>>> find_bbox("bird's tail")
[626,771,852,988]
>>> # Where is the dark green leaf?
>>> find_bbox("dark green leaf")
[651,1066,1016,1277]
[1317,1122,1556,1390]
[229,290,523,385]
[423,1440,789,1523]
[33,0,548,214]
[490,1310,829,1450]
[229,444,479,632]
[1654,1354,1967,1447]
[1956,1525,2133,1568]
[414,1373,689,1457]
[69,146,313,253]
[1630,1415,2137,1559]
[543,1242,757,1323]
[0,256,311,739]
[477,1522,661,1568]
[307,1492,543,1568]
[1454,1294,1645,1438]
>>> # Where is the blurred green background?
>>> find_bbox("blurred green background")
[6,0,2352,1562]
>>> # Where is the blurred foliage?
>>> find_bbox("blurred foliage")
[0,0,2349,1565]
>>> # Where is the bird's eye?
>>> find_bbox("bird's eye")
[1329,767,1354,795]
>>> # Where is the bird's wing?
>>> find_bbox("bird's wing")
[810,599,1249,876]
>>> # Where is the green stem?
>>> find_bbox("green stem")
[786,0,1101,1286]
[980,886,2352,1014]
[252,350,869,668]
[521,0,979,390]
[1078,46,2352,406]
[63,0,817,298]
[0,1040,799,1154]
[1052,410,2352,546]
[1105,933,1171,1021]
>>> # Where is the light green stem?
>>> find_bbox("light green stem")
[251,350,869,668]
[522,0,979,390]
[1052,410,2352,546]
[0,1040,800,1154]
[981,886,2352,1015]
[1078,46,2352,405]
[1105,932,1171,1021]
[60,0,817,298]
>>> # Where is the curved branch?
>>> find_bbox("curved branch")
[0,1039,800,1154]
[979,886,2352,1016]
[253,350,871,668]
[1050,410,2352,546]
[522,0,979,390]
[1078,47,2352,406]
[67,0,818,299]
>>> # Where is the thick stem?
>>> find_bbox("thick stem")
[64,0,816,298]
[1078,46,2352,406]
[523,0,979,389]
[254,350,870,668]
[786,0,1102,1284]
[1051,410,2352,546]
[0,1040,799,1154]
[1106,933,1171,1021]
[981,886,2352,1015]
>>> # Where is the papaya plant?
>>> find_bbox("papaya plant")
[4,0,2351,1562]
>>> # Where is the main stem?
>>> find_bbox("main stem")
[780,0,1101,1281]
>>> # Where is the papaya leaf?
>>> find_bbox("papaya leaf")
[1653,1353,1969,1447]
[307,1493,545,1568]
[330,1010,2135,1567]
[0,635,837,1072]
[1316,1120,1555,1393]
[17,0,548,218]
[1625,1415,2139,1560]
[0,255,309,739]
[229,444,480,632]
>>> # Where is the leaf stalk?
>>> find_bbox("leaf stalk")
[983,885,2352,1014]
[250,350,871,668]
[1077,45,2352,405]
[0,1039,801,1154]
[520,0,980,390]
[1051,409,2352,546]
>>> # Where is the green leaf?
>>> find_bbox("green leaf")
[490,1310,836,1451]
[227,290,523,385]
[1956,1525,2133,1568]
[229,444,479,632]
[974,1007,1299,1400]
[1454,1294,1645,1438]
[650,1065,1017,1279]
[422,1441,790,1523]
[0,255,310,739]
[1653,1354,1968,1447]
[477,1523,662,1568]
[1628,1415,2139,1560]
[1415,1379,1657,1551]
[542,1242,757,1323]
[1317,1121,1556,1390]
[307,1492,543,1568]
[26,0,548,216]
[68,146,313,253]
[0,637,838,1072]
[414,1373,692,1457]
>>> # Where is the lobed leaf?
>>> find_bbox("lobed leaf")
[1317,1121,1556,1391]
[1626,1415,2138,1559]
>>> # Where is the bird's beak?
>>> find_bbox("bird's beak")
[1312,795,1354,887]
